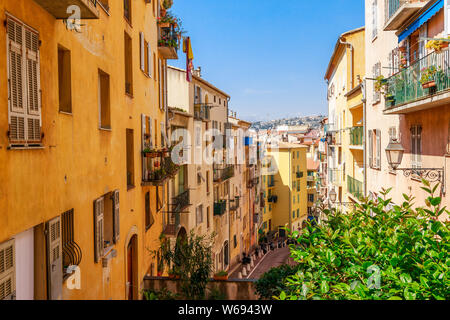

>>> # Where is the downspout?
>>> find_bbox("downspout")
[361,79,367,197]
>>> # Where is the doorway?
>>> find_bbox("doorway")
[126,235,137,300]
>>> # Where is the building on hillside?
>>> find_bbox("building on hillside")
[324,27,366,207]
[317,118,329,200]
[365,0,448,218]
[261,142,308,237]
[0,0,178,300]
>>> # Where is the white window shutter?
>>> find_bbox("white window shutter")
[376,130,381,169]
[94,197,104,263]
[7,18,26,143]
[140,32,145,72]
[112,190,120,244]
[368,130,373,168]
[46,216,62,300]
[0,240,16,300]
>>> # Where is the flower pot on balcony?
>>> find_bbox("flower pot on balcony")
[159,22,170,28]
[422,80,436,89]
[213,275,228,281]
[157,271,163,277]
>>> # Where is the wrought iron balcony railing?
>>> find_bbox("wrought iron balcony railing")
[384,0,426,31]
[296,171,303,179]
[268,195,278,203]
[172,190,190,213]
[163,212,180,236]
[385,48,450,113]
[349,126,364,146]
[142,150,180,186]
[229,197,240,212]
[194,104,211,121]
[158,27,179,60]
[347,175,363,199]
[214,200,227,216]
[213,165,235,183]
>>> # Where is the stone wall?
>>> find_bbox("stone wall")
[143,277,260,300]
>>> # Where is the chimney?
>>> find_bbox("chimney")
[193,66,202,77]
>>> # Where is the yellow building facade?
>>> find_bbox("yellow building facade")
[262,143,308,236]
[0,0,177,300]
[324,27,365,205]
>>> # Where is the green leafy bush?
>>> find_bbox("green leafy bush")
[255,264,299,299]
[277,182,449,300]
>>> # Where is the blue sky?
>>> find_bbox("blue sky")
[170,0,365,122]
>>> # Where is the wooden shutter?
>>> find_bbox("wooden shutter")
[158,59,162,110]
[147,43,152,77]
[376,130,381,169]
[140,32,145,72]
[0,240,16,300]
[368,130,373,168]
[7,18,26,143]
[112,190,120,244]
[25,28,41,142]
[94,197,104,263]
[46,216,62,300]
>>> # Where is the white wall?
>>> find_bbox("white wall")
[14,228,34,300]
[167,67,190,112]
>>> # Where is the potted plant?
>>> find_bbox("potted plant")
[420,65,437,89]
[426,38,449,53]
[162,0,173,10]
[213,270,229,281]
[143,148,157,158]
[374,75,387,93]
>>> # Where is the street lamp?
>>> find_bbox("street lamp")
[385,137,445,193]
[385,138,404,170]
[329,188,337,203]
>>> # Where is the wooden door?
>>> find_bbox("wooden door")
[127,241,133,300]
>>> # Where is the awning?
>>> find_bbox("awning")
[398,0,444,43]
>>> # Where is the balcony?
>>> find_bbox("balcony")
[327,130,342,146]
[328,169,343,186]
[347,176,363,199]
[214,200,227,216]
[163,212,180,237]
[172,190,190,213]
[384,0,426,31]
[194,104,211,121]
[349,126,364,148]
[385,49,450,114]
[247,177,259,189]
[267,176,275,188]
[142,150,180,186]
[213,165,235,183]
[33,0,99,19]
[268,195,278,203]
[158,27,178,60]
[296,171,303,179]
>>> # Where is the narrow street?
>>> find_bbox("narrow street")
[247,246,293,280]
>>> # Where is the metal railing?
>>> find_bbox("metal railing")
[213,165,235,182]
[385,48,450,110]
[349,126,364,146]
[229,197,240,211]
[214,200,227,216]
[163,212,180,236]
[194,104,211,120]
[142,150,180,185]
[385,0,404,21]
[173,190,190,213]
[347,175,363,199]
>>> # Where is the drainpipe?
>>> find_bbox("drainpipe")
[339,37,354,90]
[361,79,367,197]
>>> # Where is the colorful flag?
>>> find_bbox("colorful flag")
[183,37,194,82]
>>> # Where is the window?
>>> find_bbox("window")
[140,32,152,77]
[372,62,381,103]
[206,206,210,229]
[195,205,203,226]
[308,207,313,215]
[58,46,72,113]
[233,235,237,248]
[124,32,133,95]
[368,129,381,169]
[61,209,81,280]
[93,190,120,263]
[124,0,132,23]
[308,194,314,202]
[145,192,154,231]
[411,125,422,169]
[156,185,163,212]
[293,211,295,219]
[297,209,299,218]
[372,0,378,40]
[126,129,135,188]
[0,239,15,300]
[7,17,42,146]
[223,241,229,268]
[98,69,111,129]
[206,171,210,193]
